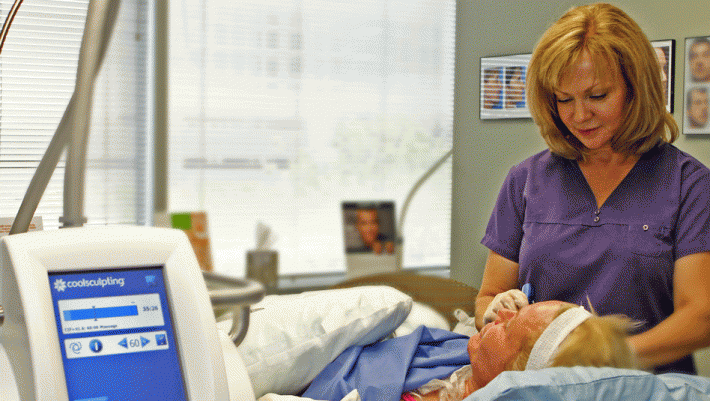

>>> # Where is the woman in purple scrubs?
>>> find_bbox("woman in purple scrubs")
[474,3,710,375]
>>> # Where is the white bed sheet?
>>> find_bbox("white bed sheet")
[257,389,360,401]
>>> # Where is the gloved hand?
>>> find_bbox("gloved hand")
[483,289,529,325]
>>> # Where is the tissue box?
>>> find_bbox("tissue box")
[246,250,278,290]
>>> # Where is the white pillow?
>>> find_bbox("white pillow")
[394,301,450,337]
[221,286,412,398]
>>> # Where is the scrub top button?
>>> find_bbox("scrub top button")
[594,216,600,223]
[595,209,601,215]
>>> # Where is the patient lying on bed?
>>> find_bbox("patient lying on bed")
[304,300,636,401]
[419,300,635,400]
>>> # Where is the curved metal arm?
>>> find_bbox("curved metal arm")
[10,96,74,234]
[11,0,122,234]
[396,148,453,269]
[62,0,122,228]
[202,271,265,346]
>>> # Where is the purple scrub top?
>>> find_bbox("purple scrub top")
[482,143,710,374]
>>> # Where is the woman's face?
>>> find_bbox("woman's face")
[554,51,628,153]
[467,301,565,389]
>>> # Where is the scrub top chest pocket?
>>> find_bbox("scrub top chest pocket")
[627,223,673,258]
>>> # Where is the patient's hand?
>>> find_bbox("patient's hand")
[483,289,528,325]
[401,374,477,401]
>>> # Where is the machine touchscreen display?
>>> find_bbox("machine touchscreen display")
[48,266,188,401]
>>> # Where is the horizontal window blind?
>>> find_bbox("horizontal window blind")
[168,0,455,276]
[0,0,150,230]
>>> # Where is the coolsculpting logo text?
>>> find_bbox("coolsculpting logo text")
[53,277,125,292]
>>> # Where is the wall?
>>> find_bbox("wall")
[451,0,710,374]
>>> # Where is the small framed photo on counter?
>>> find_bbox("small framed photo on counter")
[342,201,396,255]
[342,201,397,279]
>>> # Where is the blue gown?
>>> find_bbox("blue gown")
[302,326,470,401]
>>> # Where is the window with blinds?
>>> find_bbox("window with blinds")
[168,0,455,276]
[0,0,151,230]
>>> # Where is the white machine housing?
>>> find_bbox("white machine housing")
[0,226,232,401]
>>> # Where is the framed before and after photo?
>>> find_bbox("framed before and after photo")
[651,39,675,114]
[684,36,710,135]
[479,53,532,120]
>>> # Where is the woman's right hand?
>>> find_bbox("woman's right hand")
[482,289,528,325]
[474,251,522,329]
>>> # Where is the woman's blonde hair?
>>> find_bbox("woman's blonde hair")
[527,3,678,161]
[507,303,637,370]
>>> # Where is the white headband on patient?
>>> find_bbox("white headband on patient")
[525,305,592,370]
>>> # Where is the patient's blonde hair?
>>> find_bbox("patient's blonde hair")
[506,304,637,370]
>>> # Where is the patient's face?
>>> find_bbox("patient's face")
[467,300,565,389]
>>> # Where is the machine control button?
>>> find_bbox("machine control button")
[156,334,167,346]
[70,342,82,354]
[90,339,103,353]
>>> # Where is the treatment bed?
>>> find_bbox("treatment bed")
[211,272,710,401]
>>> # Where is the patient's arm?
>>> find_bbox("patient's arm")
[475,251,520,330]
[628,252,710,369]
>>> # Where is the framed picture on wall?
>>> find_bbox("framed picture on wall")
[480,53,532,120]
[683,36,710,134]
[651,39,675,113]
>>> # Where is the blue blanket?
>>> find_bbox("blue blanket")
[466,367,710,401]
[302,326,470,401]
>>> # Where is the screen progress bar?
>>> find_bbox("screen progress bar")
[63,305,139,321]
[58,294,164,334]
